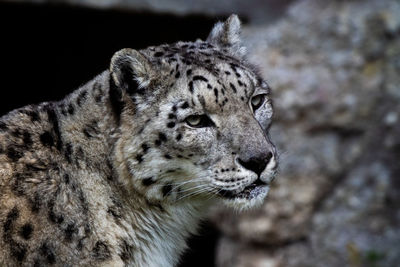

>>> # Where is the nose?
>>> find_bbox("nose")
[238,151,273,176]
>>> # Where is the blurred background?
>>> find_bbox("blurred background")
[1,0,399,266]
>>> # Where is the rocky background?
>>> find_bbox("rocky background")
[211,0,400,266]
[2,0,400,266]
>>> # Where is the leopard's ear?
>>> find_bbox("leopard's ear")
[206,14,246,57]
[110,48,155,96]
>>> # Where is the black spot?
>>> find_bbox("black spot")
[4,207,19,235]
[67,104,75,115]
[23,110,40,122]
[83,128,93,138]
[225,71,231,75]
[84,223,91,235]
[64,223,76,242]
[60,104,68,116]
[175,71,181,78]
[180,102,189,109]
[136,154,143,163]
[230,82,237,93]
[107,207,121,219]
[39,243,56,264]
[10,129,22,138]
[77,90,87,106]
[154,51,164,57]
[7,146,23,161]
[19,223,33,240]
[155,132,167,146]
[92,240,111,261]
[93,82,103,103]
[230,62,240,69]
[141,143,149,153]
[64,174,70,184]
[188,81,194,93]
[12,243,27,262]
[168,113,176,119]
[119,239,134,263]
[235,72,241,78]
[159,132,167,142]
[186,69,192,76]
[167,122,175,128]
[11,174,25,196]
[46,105,62,150]
[78,189,89,214]
[22,131,32,147]
[176,133,182,141]
[30,193,41,213]
[64,143,73,163]
[214,88,219,98]
[162,184,173,197]
[205,59,211,64]
[164,154,172,159]
[207,84,212,89]
[238,80,244,86]
[193,75,208,82]
[40,131,54,147]
[142,177,156,186]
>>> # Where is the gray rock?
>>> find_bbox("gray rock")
[213,0,400,266]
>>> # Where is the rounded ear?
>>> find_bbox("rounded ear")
[110,48,154,95]
[206,14,246,57]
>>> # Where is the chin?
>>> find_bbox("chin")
[221,185,269,211]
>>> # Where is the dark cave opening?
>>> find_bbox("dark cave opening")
[0,2,223,266]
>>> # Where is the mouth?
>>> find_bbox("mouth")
[218,178,269,200]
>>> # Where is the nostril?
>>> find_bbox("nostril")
[238,152,273,176]
[266,151,273,163]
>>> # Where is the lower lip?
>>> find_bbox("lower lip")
[219,182,268,199]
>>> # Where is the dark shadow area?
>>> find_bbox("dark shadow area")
[180,222,221,267]
[0,2,222,266]
[0,2,226,115]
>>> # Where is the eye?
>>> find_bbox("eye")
[250,94,266,110]
[185,115,215,128]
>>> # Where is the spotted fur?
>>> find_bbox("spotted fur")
[0,15,277,266]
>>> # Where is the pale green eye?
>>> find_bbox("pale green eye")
[250,94,266,110]
[185,115,215,128]
[186,115,202,126]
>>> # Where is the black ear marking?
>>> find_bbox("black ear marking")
[120,63,141,96]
